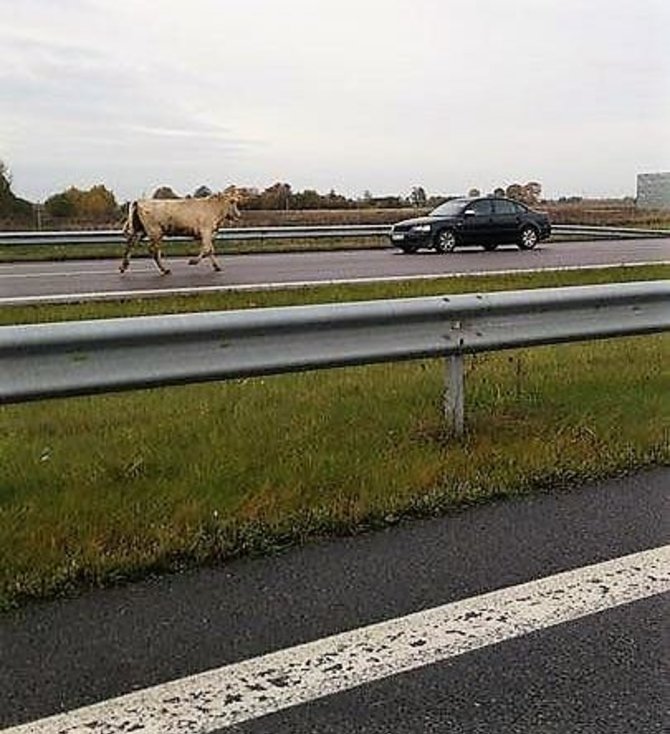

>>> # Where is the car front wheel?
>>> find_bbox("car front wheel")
[518,226,539,250]
[398,243,420,254]
[434,229,457,253]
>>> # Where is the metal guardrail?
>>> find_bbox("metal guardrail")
[0,225,390,247]
[2,281,669,433]
[552,224,670,238]
[0,224,668,247]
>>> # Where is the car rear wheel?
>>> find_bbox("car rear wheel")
[518,226,539,250]
[482,242,498,251]
[434,229,457,253]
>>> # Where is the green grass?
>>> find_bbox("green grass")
[0,236,388,263]
[1,265,668,610]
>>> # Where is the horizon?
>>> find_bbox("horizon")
[4,177,650,207]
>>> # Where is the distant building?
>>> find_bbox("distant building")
[636,172,670,209]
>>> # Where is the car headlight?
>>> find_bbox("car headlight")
[411,224,431,233]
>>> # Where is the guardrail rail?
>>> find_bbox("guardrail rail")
[2,281,668,435]
[0,224,668,247]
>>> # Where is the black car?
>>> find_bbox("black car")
[389,196,551,253]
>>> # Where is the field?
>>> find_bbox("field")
[3,202,669,230]
[239,203,670,229]
[544,202,670,228]
[1,264,668,610]
[1,202,668,263]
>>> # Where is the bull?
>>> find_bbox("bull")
[120,187,242,274]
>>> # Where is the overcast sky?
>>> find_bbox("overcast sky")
[2,0,668,202]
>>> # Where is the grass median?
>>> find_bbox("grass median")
[0,236,389,263]
[1,265,668,610]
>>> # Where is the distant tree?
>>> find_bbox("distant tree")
[505,183,524,202]
[0,160,11,200]
[292,189,323,209]
[44,184,117,221]
[361,190,374,207]
[372,195,406,208]
[468,187,481,197]
[325,188,349,209]
[493,187,505,197]
[409,186,427,208]
[79,184,117,219]
[152,186,180,199]
[0,160,33,221]
[522,181,542,205]
[193,185,212,198]
[237,187,262,209]
[505,181,542,205]
[260,182,292,210]
[44,191,76,218]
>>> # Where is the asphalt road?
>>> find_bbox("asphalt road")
[1,238,668,303]
[1,468,668,732]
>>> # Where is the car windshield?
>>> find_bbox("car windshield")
[429,199,469,216]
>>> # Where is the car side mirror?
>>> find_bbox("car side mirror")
[463,209,475,217]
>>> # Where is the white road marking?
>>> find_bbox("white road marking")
[0,269,130,279]
[4,545,668,734]
[1,261,667,306]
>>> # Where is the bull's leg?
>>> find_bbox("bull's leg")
[208,243,223,272]
[203,232,222,271]
[119,234,140,273]
[188,238,204,266]
[189,231,222,271]
[148,237,171,275]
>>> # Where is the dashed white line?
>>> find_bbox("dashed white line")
[0,269,126,279]
[4,544,668,734]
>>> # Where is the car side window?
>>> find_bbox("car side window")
[471,200,493,216]
[512,202,527,214]
[494,199,516,215]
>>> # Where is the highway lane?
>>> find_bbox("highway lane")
[1,468,667,732]
[1,237,668,304]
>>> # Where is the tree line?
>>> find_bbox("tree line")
[0,159,546,226]
[152,181,546,210]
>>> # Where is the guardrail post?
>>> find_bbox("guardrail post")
[444,354,465,437]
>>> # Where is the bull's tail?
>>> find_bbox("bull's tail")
[123,201,145,240]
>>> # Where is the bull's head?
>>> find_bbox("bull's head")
[214,186,243,223]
